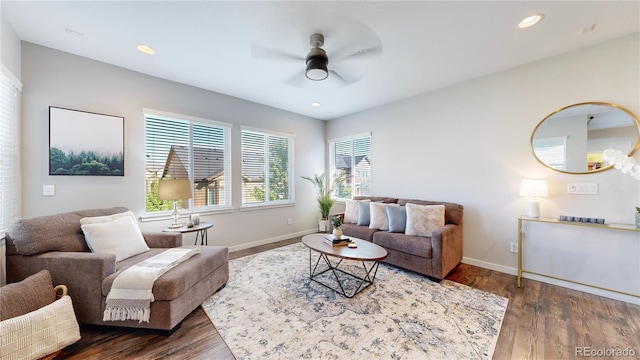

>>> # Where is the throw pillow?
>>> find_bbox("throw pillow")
[0,270,56,321]
[81,215,149,262]
[344,200,359,224]
[405,203,445,237]
[369,202,389,230]
[80,210,138,228]
[386,204,407,233]
[357,200,371,226]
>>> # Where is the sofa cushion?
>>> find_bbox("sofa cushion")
[340,223,378,242]
[357,201,371,226]
[369,202,389,231]
[386,204,407,233]
[405,203,445,237]
[81,215,150,262]
[373,232,433,259]
[102,246,229,301]
[0,270,56,321]
[6,207,129,255]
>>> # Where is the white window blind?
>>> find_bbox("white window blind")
[330,134,372,199]
[241,129,294,205]
[533,136,567,170]
[0,68,21,232]
[144,112,231,213]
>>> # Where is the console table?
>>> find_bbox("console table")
[517,216,640,298]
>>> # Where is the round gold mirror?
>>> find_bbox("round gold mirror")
[531,102,640,174]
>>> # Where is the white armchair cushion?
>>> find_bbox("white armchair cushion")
[81,215,149,262]
[80,210,138,227]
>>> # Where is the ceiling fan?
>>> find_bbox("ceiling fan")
[252,32,382,86]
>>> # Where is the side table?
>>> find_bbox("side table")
[163,222,213,245]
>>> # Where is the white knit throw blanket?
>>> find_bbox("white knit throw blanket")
[103,247,201,323]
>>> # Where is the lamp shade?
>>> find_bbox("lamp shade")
[158,179,192,201]
[519,179,548,198]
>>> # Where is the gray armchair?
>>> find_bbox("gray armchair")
[5,207,229,332]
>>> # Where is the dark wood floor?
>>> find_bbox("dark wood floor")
[59,237,640,359]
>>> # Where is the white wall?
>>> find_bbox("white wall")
[20,42,326,250]
[1,15,21,77]
[327,33,640,303]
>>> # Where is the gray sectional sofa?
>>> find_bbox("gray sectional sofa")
[339,196,463,280]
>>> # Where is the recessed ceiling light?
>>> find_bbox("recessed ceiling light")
[137,44,155,55]
[518,14,544,28]
[311,102,320,107]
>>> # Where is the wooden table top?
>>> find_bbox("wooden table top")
[301,233,388,262]
[162,221,213,233]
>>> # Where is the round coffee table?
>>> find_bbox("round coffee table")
[301,234,388,298]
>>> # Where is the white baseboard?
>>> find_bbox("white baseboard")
[462,257,517,276]
[227,229,316,252]
[462,257,640,305]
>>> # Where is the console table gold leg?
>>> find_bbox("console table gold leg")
[517,218,523,288]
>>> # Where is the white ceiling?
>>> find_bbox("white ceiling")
[2,1,639,120]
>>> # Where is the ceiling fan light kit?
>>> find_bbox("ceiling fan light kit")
[305,34,329,81]
[252,32,381,85]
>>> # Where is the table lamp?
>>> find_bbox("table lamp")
[158,178,192,228]
[519,179,548,218]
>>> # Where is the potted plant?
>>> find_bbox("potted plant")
[302,172,342,232]
[332,215,343,239]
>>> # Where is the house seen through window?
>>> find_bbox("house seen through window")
[144,111,231,213]
[330,134,371,199]
[241,128,294,206]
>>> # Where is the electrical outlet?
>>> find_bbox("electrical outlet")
[287,218,292,225]
[510,242,518,253]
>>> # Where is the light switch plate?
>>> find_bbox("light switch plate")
[567,182,598,195]
[43,185,55,196]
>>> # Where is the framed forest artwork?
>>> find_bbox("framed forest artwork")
[49,106,124,176]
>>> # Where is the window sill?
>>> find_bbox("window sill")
[239,202,296,212]
[140,207,234,223]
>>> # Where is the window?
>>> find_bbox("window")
[0,67,21,232]
[144,110,231,214]
[241,128,294,206]
[330,134,371,199]
[533,136,567,170]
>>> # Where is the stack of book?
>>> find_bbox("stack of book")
[324,235,353,247]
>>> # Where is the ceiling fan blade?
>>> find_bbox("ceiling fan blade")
[329,69,360,85]
[332,45,383,62]
[284,69,307,87]
[251,44,304,62]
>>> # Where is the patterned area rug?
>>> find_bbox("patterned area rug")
[202,242,507,359]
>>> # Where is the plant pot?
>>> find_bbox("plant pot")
[332,228,343,240]
[636,212,640,228]
[319,219,329,233]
